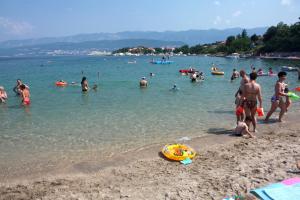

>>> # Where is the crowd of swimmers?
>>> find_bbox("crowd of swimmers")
[234,69,294,139]
[1,67,298,134]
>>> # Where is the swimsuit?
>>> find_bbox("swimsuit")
[23,97,30,105]
[245,99,257,109]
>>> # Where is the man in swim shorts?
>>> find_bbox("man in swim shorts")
[265,71,289,122]
[241,72,262,132]
[19,84,30,105]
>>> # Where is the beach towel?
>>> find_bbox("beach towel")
[250,177,300,200]
[251,183,284,200]
[263,183,300,200]
[281,177,300,185]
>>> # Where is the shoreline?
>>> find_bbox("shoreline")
[1,110,299,199]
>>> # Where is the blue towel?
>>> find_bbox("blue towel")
[180,158,192,165]
[264,183,300,200]
[250,183,284,200]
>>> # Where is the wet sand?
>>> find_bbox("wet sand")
[0,111,299,199]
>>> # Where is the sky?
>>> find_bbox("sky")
[0,0,299,41]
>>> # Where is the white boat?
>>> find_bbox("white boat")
[281,66,298,72]
[226,53,240,59]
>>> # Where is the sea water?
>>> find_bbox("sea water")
[0,55,299,175]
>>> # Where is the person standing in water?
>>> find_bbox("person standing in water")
[0,86,8,103]
[231,69,239,81]
[19,84,30,105]
[139,77,148,87]
[81,77,89,92]
[235,70,249,97]
[241,72,262,132]
[13,79,29,95]
[265,71,289,122]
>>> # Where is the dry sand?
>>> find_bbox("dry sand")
[0,112,299,200]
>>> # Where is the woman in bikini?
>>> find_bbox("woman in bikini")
[241,72,262,132]
[265,71,289,122]
[19,84,30,105]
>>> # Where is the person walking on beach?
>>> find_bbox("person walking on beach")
[19,84,30,105]
[241,72,262,132]
[0,86,7,103]
[81,77,89,92]
[265,71,289,122]
[139,77,148,87]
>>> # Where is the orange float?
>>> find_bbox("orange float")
[55,81,67,87]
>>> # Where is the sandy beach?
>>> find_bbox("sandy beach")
[0,109,299,200]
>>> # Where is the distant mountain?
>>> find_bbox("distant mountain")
[0,27,267,48]
[0,39,184,57]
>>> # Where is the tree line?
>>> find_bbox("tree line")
[113,18,300,56]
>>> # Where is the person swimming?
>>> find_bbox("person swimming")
[170,84,179,91]
[19,84,30,105]
[257,68,264,75]
[81,77,89,92]
[268,67,274,75]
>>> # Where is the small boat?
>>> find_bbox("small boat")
[226,53,240,59]
[281,66,298,72]
[150,60,174,64]
[211,71,225,75]
[162,144,196,161]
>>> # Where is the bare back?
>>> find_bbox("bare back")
[244,82,260,101]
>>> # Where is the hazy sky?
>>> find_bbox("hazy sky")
[0,0,299,41]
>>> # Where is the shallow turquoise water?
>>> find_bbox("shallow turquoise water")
[0,56,299,168]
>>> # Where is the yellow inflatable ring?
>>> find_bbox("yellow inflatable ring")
[162,144,196,161]
[211,71,225,75]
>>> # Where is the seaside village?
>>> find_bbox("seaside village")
[1,1,300,200]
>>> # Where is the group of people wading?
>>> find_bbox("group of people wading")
[0,79,30,105]
[234,69,291,138]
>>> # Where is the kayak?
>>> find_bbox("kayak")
[162,144,196,161]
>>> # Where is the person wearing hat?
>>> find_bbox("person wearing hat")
[0,86,7,103]
[140,77,148,87]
